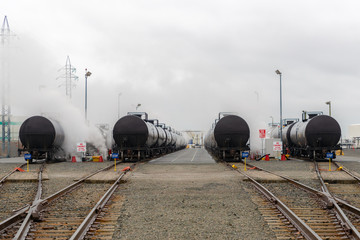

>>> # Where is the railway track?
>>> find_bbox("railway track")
[226,163,322,239]
[0,163,27,188]
[0,162,136,240]
[228,160,360,239]
[316,161,360,235]
[29,182,113,239]
[0,163,44,240]
[0,163,43,222]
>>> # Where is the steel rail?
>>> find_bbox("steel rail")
[43,164,114,203]
[70,173,125,239]
[70,162,137,240]
[0,163,42,234]
[0,163,27,187]
[11,164,115,240]
[313,161,360,240]
[0,207,28,234]
[245,161,360,218]
[13,164,45,240]
[333,161,360,182]
[241,161,360,240]
[226,163,321,240]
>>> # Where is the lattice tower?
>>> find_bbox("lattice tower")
[57,56,78,98]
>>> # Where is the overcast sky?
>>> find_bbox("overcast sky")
[1,0,360,140]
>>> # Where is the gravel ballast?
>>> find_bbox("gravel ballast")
[41,161,114,198]
[113,163,276,239]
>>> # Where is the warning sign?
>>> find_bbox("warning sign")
[77,142,87,152]
[273,141,282,151]
[259,129,266,138]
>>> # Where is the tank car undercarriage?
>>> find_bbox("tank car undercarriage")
[207,146,250,161]
[113,145,176,161]
[18,147,67,163]
[288,145,341,161]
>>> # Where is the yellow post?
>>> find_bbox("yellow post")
[27,160,29,172]
[114,158,117,171]
[244,158,247,171]
[329,158,331,171]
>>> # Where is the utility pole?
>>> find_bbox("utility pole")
[57,56,79,99]
[1,16,15,158]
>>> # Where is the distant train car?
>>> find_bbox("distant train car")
[205,113,250,160]
[18,116,66,163]
[112,112,186,160]
[282,111,341,160]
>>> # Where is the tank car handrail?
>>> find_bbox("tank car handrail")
[282,118,299,126]
[218,112,238,120]
[147,119,159,125]
[127,112,148,120]
[158,123,166,128]
[302,111,323,122]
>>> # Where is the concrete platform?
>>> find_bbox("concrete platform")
[230,166,285,182]
[0,157,27,163]
[319,170,357,183]
[6,171,49,181]
[76,163,132,183]
[150,148,216,164]
[85,171,123,183]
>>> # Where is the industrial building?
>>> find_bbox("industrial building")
[0,116,26,157]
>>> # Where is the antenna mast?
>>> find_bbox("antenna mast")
[57,56,79,98]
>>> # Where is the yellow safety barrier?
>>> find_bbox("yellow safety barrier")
[92,156,104,162]
[336,150,344,156]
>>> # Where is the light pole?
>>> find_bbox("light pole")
[136,103,141,110]
[270,116,274,125]
[275,69,283,155]
[85,69,92,121]
[118,93,122,119]
[325,101,331,116]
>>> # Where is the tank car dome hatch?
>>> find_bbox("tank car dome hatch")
[19,116,64,149]
[214,115,250,148]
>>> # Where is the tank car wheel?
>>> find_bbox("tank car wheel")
[46,152,53,162]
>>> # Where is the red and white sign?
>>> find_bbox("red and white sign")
[77,142,87,152]
[273,141,283,151]
[259,129,266,138]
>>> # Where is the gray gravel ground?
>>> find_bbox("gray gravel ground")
[0,163,42,222]
[41,161,114,198]
[0,182,37,222]
[113,163,276,240]
[242,159,323,191]
[245,159,314,177]
[337,161,360,174]
[31,182,112,239]
[0,163,25,179]
[341,149,360,157]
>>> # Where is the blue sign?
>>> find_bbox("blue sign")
[24,154,32,160]
[326,153,334,159]
[242,152,249,158]
[111,153,119,159]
